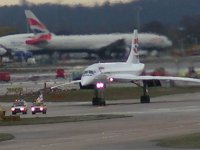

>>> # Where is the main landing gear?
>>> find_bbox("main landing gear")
[140,80,150,103]
[92,83,106,106]
[92,80,151,106]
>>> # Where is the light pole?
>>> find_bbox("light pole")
[136,6,142,30]
[180,38,185,56]
[178,27,185,56]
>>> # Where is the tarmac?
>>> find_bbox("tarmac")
[1,92,200,150]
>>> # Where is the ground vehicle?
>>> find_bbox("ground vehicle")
[31,102,47,114]
[11,100,28,115]
[56,68,65,78]
[0,72,10,82]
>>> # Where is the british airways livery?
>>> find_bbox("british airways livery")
[51,30,200,106]
[0,10,172,57]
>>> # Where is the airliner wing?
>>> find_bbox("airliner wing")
[109,74,200,83]
[51,80,81,89]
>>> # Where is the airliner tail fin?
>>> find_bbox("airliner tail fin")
[25,10,50,34]
[126,29,140,64]
[25,10,51,45]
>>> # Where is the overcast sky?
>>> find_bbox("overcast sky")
[0,0,134,6]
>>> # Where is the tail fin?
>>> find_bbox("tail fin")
[25,10,50,34]
[25,10,52,45]
[126,29,140,64]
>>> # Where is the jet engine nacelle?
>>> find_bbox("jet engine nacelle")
[146,80,161,87]
[79,83,95,89]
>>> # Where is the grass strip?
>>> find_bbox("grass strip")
[0,133,15,142]
[157,133,200,148]
[0,114,131,126]
[1,86,200,102]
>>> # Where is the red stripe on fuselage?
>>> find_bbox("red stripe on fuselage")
[26,33,51,45]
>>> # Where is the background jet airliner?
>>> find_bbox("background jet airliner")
[0,10,172,58]
[51,29,200,106]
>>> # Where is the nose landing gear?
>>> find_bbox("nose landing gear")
[92,83,106,106]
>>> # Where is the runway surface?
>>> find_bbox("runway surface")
[1,93,200,150]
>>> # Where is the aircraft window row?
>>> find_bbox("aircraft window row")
[83,70,96,76]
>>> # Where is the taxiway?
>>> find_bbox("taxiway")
[1,93,200,150]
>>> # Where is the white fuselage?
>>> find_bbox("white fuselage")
[0,33,172,54]
[81,62,145,86]
[0,34,40,52]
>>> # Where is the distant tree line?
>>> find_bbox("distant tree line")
[0,0,200,49]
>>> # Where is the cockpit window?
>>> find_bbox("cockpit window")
[83,70,96,76]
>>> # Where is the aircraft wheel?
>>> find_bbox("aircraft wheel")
[140,95,150,103]
[98,98,106,106]
[101,100,106,106]
[92,98,106,106]
[92,98,98,106]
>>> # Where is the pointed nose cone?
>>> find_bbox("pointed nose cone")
[81,76,93,86]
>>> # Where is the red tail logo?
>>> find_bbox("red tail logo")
[27,18,46,29]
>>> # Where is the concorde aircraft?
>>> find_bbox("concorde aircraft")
[51,29,200,106]
[0,10,172,58]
